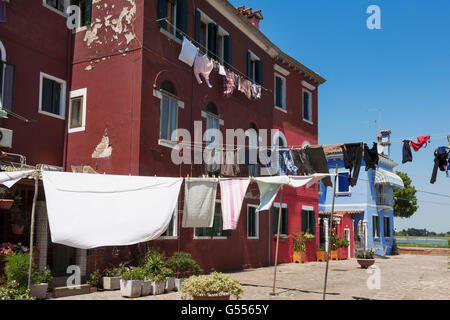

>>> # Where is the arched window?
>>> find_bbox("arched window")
[159,81,178,141]
[0,40,15,112]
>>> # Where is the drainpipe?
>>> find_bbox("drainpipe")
[62,26,74,171]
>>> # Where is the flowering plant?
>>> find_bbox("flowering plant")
[180,272,244,300]
[0,243,39,256]
[291,232,315,253]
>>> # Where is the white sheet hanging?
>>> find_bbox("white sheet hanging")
[178,37,198,67]
[182,177,219,228]
[220,178,251,230]
[0,170,34,188]
[288,174,336,188]
[42,172,183,249]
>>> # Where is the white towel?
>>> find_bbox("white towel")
[0,170,34,188]
[178,37,198,67]
[42,172,183,249]
[220,178,251,230]
[182,177,218,228]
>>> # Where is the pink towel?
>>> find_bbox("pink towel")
[194,54,214,88]
[220,178,251,230]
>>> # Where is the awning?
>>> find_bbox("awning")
[374,168,404,190]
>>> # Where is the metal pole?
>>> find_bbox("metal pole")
[27,175,39,290]
[322,164,339,300]
[271,186,283,295]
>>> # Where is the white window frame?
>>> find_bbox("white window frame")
[302,88,313,124]
[217,27,229,64]
[247,204,259,239]
[68,88,87,133]
[248,50,260,83]
[42,0,70,17]
[194,200,228,240]
[159,205,178,240]
[38,72,66,120]
[154,88,184,149]
[274,73,287,112]
[273,202,288,236]
[336,170,352,196]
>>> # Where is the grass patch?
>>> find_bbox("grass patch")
[397,243,449,249]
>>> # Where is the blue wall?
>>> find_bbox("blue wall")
[319,156,395,255]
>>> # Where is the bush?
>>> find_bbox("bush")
[448,239,450,247]
[32,266,53,290]
[0,280,35,300]
[356,251,374,259]
[4,252,30,290]
[181,272,244,300]
[87,269,102,288]
[121,267,145,281]
[142,251,165,278]
[165,252,201,278]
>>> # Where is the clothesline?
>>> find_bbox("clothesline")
[157,17,272,93]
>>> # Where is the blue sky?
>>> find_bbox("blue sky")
[230,0,450,233]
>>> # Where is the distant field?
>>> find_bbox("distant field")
[395,237,450,248]
[397,243,449,249]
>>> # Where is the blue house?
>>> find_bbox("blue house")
[319,131,404,256]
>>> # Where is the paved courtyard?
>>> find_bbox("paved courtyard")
[54,254,450,300]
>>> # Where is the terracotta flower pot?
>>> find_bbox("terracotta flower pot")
[357,259,375,269]
[330,250,339,261]
[316,251,326,262]
[193,294,231,300]
[11,224,24,235]
[293,251,304,263]
[0,199,14,210]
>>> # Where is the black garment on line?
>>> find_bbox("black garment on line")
[430,147,449,184]
[402,140,413,164]
[363,142,379,171]
[306,146,332,187]
[342,143,363,187]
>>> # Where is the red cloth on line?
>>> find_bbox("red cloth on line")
[410,135,431,152]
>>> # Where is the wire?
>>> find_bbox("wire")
[154,17,272,93]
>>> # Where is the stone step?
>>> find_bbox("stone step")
[52,284,91,298]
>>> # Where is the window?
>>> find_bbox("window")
[247,51,262,84]
[337,172,351,195]
[274,74,286,111]
[160,207,178,238]
[301,209,315,235]
[0,61,15,112]
[272,204,288,235]
[164,0,176,35]
[372,215,380,238]
[39,73,66,118]
[205,103,220,147]
[384,216,391,238]
[303,89,312,122]
[195,202,231,238]
[377,184,394,206]
[159,0,187,40]
[68,88,86,132]
[159,81,178,142]
[247,205,259,238]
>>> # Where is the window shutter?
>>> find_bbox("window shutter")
[158,0,168,29]
[255,60,263,85]
[301,210,308,233]
[72,0,80,7]
[247,51,251,78]
[223,35,232,69]
[309,211,315,235]
[1,63,15,112]
[207,23,217,59]
[84,0,92,26]
[275,77,282,107]
[272,207,277,234]
[194,9,201,43]
[176,0,188,40]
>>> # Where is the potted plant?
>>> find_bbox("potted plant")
[31,267,52,300]
[316,245,327,262]
[329,230,340,261]
[102,266,122,291]
[150,273,166,295]
[291,231,314,263]
[165,252,201,291]
[0,280,35,300]
[120,267,144,298]
[356,251,375,268]
[162,267,175,293]
[87,269,102,292]
[180,272,244,300]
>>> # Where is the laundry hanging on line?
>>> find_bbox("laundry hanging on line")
[305,146,332,187]
[42,172,183,249]
[178,37,198,67]
[342,143,363,187]
[0,170,34,188]
[402,140,413,164]
[194,54,214,88]
[430,147,449,184]
[182,177,218,228]
[364,142,379,171]
[410,135,431,152]
[220,178,251,230]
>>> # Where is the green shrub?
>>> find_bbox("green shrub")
[87,269,102,288]
[4,252,30,290]
[357,251,374,259]
[32,266,53,291]
[165,252,201,278]
[448,239,450,247]
[0,281,35,300]
[181,272,244,300]
[143,251,164,278]
[121,267,145,281]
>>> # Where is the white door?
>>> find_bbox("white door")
[344,228,351,258]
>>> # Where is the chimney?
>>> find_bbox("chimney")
[377,130,391,158]
[237,6,263,29]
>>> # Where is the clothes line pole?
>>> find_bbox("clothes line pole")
[322,164,339,300]
[271,185,283,296]
[27,174,39,290]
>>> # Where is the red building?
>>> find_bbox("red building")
[1,0,326,280]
